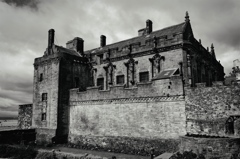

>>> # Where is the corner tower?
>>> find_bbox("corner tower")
[32,29,91,143]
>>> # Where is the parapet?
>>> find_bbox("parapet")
[70,77,184,102]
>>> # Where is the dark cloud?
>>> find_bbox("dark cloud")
[0,105,18,112]
[0,0,239,117]
[1,0,40,9]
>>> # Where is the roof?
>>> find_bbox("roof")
[55,45,82,57]
[152,68,179,80]
[85,22,186,54]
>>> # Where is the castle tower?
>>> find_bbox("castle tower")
[32,29,91,143]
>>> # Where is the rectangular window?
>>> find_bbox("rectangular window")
[74,77,79,88]
[41,113,46,121]
[97,78,104,90]
[98,54,103,64]
[42,93,47,101]
[39,73,43,82]
[116,75,124,85]
[139,71,149,83]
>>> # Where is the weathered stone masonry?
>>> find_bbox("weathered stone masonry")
[28,12,228,155]
[18,104,32,129]
[185,81,240,137]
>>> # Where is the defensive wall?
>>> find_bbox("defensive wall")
[68,76,185,155]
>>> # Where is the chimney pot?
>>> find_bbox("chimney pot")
[146,19,152,34]
[48,29,55,48]
[100,35,106,47]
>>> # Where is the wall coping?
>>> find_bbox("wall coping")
[70,95,185,106]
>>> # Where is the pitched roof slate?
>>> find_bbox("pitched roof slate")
[85,22,186,54]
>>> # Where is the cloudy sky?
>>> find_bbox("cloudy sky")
[0,0,239,118]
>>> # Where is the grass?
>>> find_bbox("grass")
[0,144,37,159]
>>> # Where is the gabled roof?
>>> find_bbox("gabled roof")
[152,68,180,80]
[85,22,187,54]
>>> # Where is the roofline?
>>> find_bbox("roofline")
[84,22,186,54]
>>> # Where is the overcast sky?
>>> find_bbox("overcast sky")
[0,0,239,118]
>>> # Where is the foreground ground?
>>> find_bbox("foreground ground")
[45,146,150,159]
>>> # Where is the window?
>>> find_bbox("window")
[116,75,124,85]
[226,117,234,135]
[41,113,46,121]
[98,54,103,64]
[39,73,43,82]
[139,72,149,83]
[74,77,79,88]
[97,78,104,90]
[42,93,47,101]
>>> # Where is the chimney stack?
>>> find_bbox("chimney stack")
[73,37,84,53]
[146,19,152,34]
[100,35,106,47]
[66,37,84,53]
[48,29,55,48]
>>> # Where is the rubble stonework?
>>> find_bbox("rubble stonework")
[18,104,32,129]
[185,81,240,137]
[180,136,240,159]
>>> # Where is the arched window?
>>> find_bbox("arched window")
[226,117,234,135]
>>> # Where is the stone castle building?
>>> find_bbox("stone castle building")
[18,12,240,156]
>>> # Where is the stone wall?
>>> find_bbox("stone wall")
[69,96,185,154]
[18,104,32,129]
[185,81,240,137]
[36,128,56,144]
[180,136,240,159]
[69,135,179,156]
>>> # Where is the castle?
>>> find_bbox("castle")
[18,12,240,156]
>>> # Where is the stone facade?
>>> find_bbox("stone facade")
[24,12,233,155]
[18,104,32,129]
